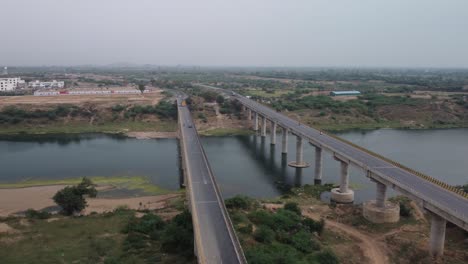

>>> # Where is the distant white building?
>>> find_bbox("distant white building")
[29,80,65,89]
[0,77,25,92]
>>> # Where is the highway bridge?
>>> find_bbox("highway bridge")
[177,97,246,264]
[197,84,468,257]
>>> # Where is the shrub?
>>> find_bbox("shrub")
[123,213,165,236]
[247,210,275,227]
[53,177,97,215]
[25,209,50,219]
[253,225,275,243]
[246,243,301,264]
[111,104,126,112]
[225,195,254,210]
[310,248,340,264]
[271,209,302,232]
[291,231,319,253]
[302,218,325,235]
[284,202,302,215]
[238,223,253,234]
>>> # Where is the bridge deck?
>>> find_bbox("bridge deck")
[178,98,246,264]
[233,94,468,230]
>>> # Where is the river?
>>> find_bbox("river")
[0,129,467,203]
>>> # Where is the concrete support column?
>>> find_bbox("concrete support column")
[247,109,252,120]
[241,105,246,112]
[363,179,399,223]
[376,182,387,208]
[296,136,303,165]
[288,135,310,168]
[254,112,258,131]
[430,213,446,258]
[261,116,266,137]
[339,161,349,193]
[331,160,354,203]
[314,147,323,185]
[281,127,288,154]
[270,121,277,145]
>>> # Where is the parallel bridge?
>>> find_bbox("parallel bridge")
[197,84,468,257]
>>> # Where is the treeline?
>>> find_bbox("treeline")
[226,196,339,264]
[111,101,177,119]
[0,105,91,124]
[0,101,177,125]
[271,94,424,114]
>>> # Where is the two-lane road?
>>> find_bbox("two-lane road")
[177,98,246,264]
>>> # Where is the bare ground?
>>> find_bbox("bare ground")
[0,89,163,109]
[125,131,178,139]
[0,185,180,217]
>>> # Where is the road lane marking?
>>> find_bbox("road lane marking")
[196,201,218,204]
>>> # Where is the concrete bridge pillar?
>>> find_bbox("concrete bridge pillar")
[331,160,354,203]
[363,181,400,223]
[247,109,252,120]
[429,212,446,258]
[314,147,323,185]
[254,112,259,131]
[261,116,267,137]
[281,127,288,154]
[376,182,386,208]
[288,136,310,168]
[270,121,277,145]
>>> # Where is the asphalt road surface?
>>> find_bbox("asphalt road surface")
[178,98,245,264]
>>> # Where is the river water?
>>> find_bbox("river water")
[1,129,467,203]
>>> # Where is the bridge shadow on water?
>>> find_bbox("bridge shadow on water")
[236,135,304,195]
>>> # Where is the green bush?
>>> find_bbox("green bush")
[246,243,302,264]
[160,211,193,257]
[53,177,97,215]
[309,248,340,264]
[225,195,254,210]
[291,231,319,253]
[302,218,325,235]
[238,224,253,234]
[25,209,51,219]
[253,225,275,244]
[111,104,126,112]
[247,210,275,227]
[284,202,302,215]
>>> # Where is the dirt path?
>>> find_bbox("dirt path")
[303,210,389,264]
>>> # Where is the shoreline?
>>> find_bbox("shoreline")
[0,122,467,138]
[0,184,181,217]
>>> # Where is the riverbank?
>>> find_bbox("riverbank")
[0,184,181,217]
[0,121,177,136]
[0,176,177,196]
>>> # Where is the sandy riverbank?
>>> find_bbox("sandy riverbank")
[0,185,181,217]
[125,131,178,139]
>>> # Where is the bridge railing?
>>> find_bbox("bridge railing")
[323,131,468,200]
[191,110,248,264]
[234,95,468,200]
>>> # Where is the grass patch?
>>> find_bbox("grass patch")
[0,176,177,196]
[0,210,194,263]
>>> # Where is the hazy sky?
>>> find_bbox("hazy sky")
[1,0,468,67]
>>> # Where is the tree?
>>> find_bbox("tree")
[138,84,146,94]
[216,95,225,104]
[53,177,97,215]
